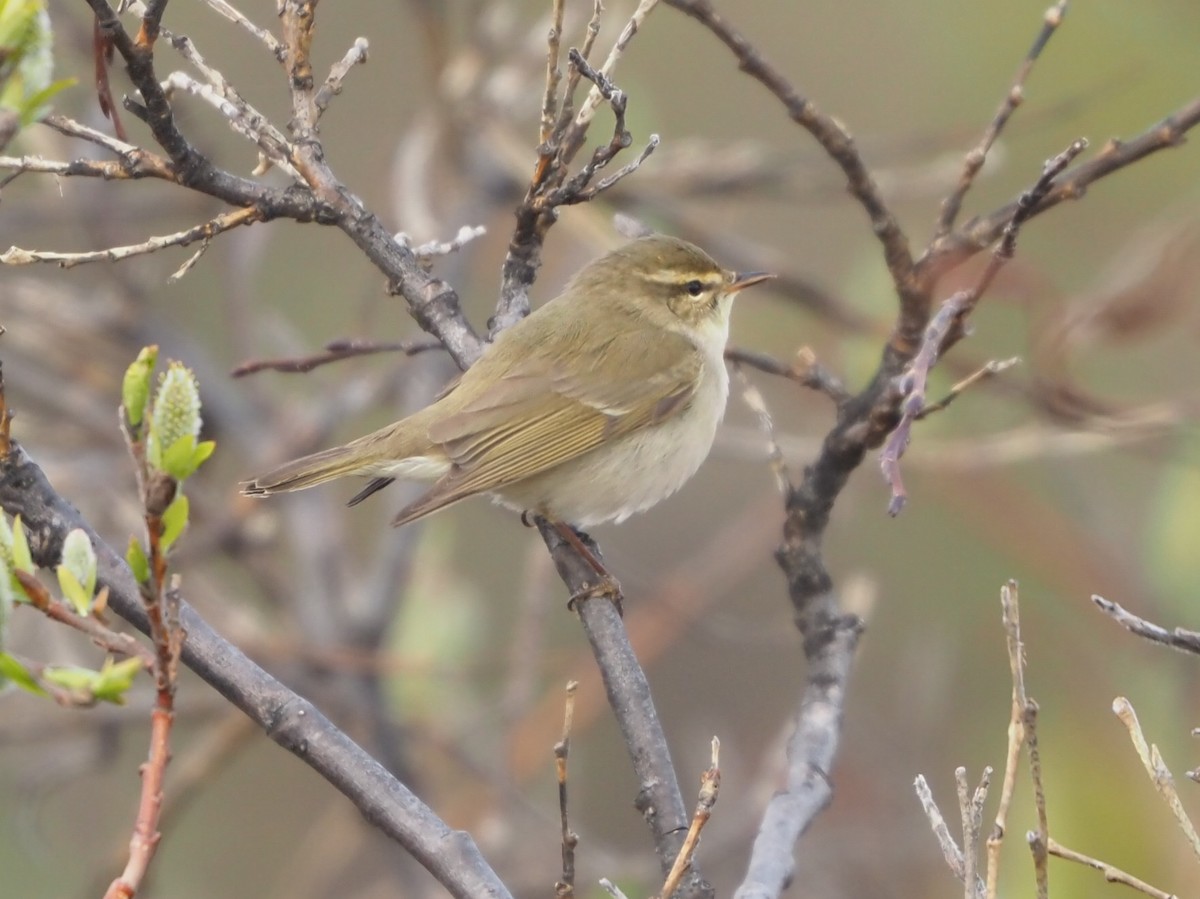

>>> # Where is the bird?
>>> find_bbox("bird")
[241,235,771,540]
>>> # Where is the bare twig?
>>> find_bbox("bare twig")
[534,519,701,891]
[1,206,263,270]
[935,1,1069,237]
[986,580,1027,897]
[570,0,660,139]
[917,358,1021,419]
[915,774,967,881]
[664,0,917,319]
[724,347,848,403]
[881,139,1087,515]
[231,338,443,378]
[539,0,567,145]
[960,767,991,899]
[926,97,1200,276]
[1024,697,1049,899]
[1112,697,1200,859]
[197,0,283,58]
[659,738,721,899]
[1047,839,1178,899]
[314,37,369,117]
[1092,595,1200,656]
[554,681,579,899]
[730,363,791,495]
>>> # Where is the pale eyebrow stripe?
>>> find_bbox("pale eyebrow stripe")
[643,271,724,288]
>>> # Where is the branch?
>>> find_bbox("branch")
[0,442,512,899]
[1091,595,1200,655]
[934,0,1069,237]
[924,96,1200,277]
[536,520,709,897]
[664,0,918,326]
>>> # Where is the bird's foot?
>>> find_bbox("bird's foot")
[568,574,624,616]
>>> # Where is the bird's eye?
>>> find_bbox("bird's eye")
[685,280,704,297]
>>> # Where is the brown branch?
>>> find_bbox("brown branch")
[664,0,919,328]
[934,0,1069,237]
[230,338,443,377]
[725,346,848,402]
[881,139,1087,515]
[924,96,1200,277]
[14,572,154,667]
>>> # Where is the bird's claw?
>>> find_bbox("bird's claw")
[568,574,624,616]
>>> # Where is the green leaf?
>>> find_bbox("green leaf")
[126,537,150,585]
[59,528,97,600]
[41,664,93,692]
[191,440,216,471]
[10,516,33,602]
[41,658,141,704]
[160,493,189,552]
[0,652,45,695]
[91,657,142,704]
[0,516,21,602]
[56,563,90,615]
[121,345,158,431]
[0,557,12,650]
[160,433,198,481]
[10,515,32,573]
[0,1,65,127]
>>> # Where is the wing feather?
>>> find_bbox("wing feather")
[391,328,703,526]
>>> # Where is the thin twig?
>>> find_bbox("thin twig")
[14,573,154,667]
[554,681,579,899]
[1025,699,1049,899]
[1047,838,1178,899]
[725,347,848,402]
[935,1,1069,237]
[730,363,791,495]
[1,206,263,270]
[917,358,1021,419]
[196,0,283,58]
[915,774,966,880]
[925,96,1200,276]
[569,0,661,142]
[881,139,1087,515]
[659,738,721,899]
[1112,697,1200,859]
[986,580,1026,898]
[540,0,567,145]
[664,0,917,316]
[314,38,369,117]
[231,338,443,378]
[1092,595,1200,656]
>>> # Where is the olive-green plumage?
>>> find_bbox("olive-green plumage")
[241,235,771,527]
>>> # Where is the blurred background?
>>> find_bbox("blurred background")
[2,1,1199,896]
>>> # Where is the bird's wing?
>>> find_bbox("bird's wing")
[390,328,703,526]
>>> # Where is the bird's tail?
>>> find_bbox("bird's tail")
[241,444,369,496]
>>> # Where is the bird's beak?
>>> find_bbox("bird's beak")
[728,271,774,293]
